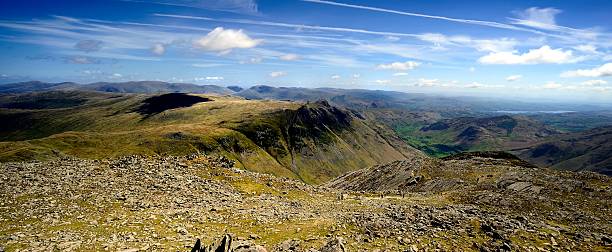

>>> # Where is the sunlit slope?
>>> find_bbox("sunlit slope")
[0,91,421,183]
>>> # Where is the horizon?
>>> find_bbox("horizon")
[1,0,611,103]
[5,79,612,107]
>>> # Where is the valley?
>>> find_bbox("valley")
[0,82,611,251]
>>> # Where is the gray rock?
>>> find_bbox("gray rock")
[319,237,346,252]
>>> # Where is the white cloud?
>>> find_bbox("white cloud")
[151,43,165,55]
[385,36,400,41]
[473,38,517,53]
[511,7,561,30]
[194,76,224,81]
[110,73,122,79]
[240,57,262,64]
[192,63,226,68]
[194,27,261,53]
[478,45,574,64]
[393,72,408,76]
[415,78,439,87]
[465,82,484,88]
[469,67,475,72]
[561,63,612,78]
[82,70,101,75]
[352,74,360,78]
[506,75,522,82]
[279,53,299,61]
[269,71,286,78]
[331,75,340,79]
[375,79,390,84]
[376,61,420,71]
[574,44,598,54]
[65,56,99,64]
[463,82,505,89]
[581,79,607,86]
[543,81,563,89]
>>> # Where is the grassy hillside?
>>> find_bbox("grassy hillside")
[515,126,612,175]
[391,115,560,157]
[0,91,420,184]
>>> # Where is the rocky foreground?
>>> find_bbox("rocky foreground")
[1,154,611,251]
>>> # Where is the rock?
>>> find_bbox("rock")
[275,239,301,251]
[235,245,267,252]
[507,181,528,191]
[320,237,346,252]
[501,242,512,251]
[177,227,188,235]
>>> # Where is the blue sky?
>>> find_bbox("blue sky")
[0,0,611,103]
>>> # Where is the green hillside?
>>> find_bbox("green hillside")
[0,91,421,184]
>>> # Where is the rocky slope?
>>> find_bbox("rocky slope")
[1,155,610,251]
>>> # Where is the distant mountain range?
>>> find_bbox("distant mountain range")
[0,81,234,95]
[1,81,611,176]
[3,82,609,114]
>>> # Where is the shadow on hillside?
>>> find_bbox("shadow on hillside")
[134,93,212,117]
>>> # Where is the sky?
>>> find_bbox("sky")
[0,0,611,103]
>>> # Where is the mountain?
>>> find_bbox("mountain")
[237,85,479,114]
[394,115,560,157]
[515,126,612,175]
[527,111,612,132]
[77,81,234,94]
[0,81,79,93]
[0,81,234,95]
[0,90,420,184]
[237,85,609,116]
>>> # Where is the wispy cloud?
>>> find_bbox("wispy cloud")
[279,53,300,61]
[154,13,423,38]
[506,75,522,81]
[510,7,601,40]
[302,0,548,35]
[581,79,607,86]
[269,71,286,78]
[479,45,576,64]
[377,61,420,71]
[303,0,611,46]
[192,63,227,68]
[121,0,258,15]
[561,63,612,78]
